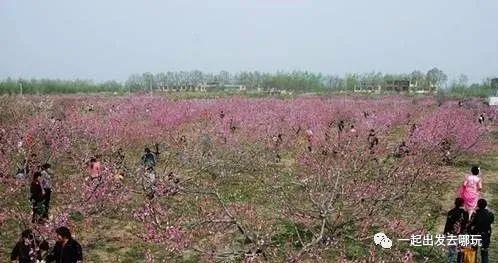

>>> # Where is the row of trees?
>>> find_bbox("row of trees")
[124,68,449,92]
[0,68,495,96]
[330,68,448,91]
[125,70,326,92]
[445,75,497,97]
[0,78,121,95]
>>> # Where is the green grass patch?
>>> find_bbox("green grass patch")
[272,220,313,249]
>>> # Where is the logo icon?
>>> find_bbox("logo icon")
[374,232,393,249]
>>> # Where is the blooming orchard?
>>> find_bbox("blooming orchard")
[0,95,494,261]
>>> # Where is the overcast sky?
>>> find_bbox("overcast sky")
[1,0,497,83]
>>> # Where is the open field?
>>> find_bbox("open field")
[0,94,496,262]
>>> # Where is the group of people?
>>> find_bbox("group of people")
[10,154,84,263]
[11,227,82,263]
[304,120,363,154]
[444,166,495,263]
[10,146,160,262]
[87,146,159,200]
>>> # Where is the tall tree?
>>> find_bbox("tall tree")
[409,70,425,87]
[457,74,469,87]
[426,67,448,89]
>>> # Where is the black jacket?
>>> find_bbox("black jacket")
[469,208,495,234]
[444,207,469,235]
[30,181,44,202]
[46,238,83,263]
[11,240,36,263]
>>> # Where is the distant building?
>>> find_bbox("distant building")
[489,97,498,106]
[198,82,220,92]
[222,84,247,92]
[384,80,410,92]
[267,88,288,96]
[196,82,246,92]
[410,81,436,94]
[491,78,498,89]
[355,81,381,93]
[355,80,419,93]
[354,79,436,94]
[490,78,498,106]
[161,83,205,92]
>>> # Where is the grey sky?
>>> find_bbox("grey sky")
[1,0,497,83]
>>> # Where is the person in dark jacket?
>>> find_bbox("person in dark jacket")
[444,198,469,263]
[338,120,345,133]
[30,172,45,223]
[11,229,36,263]
[11,229,48,263]
[367,129,379,154]
[409,123,417,138]
[40,163,53,219]
[141,147,156,169]
[478,113,485,125]
[46,227,83,263]
[394,141,410,158]
[468,199,494,263]
[115,148,125,167]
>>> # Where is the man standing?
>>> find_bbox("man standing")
[46,227,83,263]
[143,167,157,200]
[367,129,379,154]
[468,199,494,263]
[478,113,485,125]
[141,147,156,169]
[305,127,313,152]
[30,172,45,223]
[40,163,53,219]
[444,197,469,263]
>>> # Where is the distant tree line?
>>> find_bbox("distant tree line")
[123,68,450,92]
[444,75,497,97]
[0,78,122,95]
[125,70,326,92]
[0,68,496,97]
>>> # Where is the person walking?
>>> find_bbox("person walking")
[458,166,482,218]
[305,127,313,152]
[40,163,53,219]
[367,129,379,154]
[468,199,494,263]
[141,148,156,170]
[444,198,469,263]
[30,172,45,223]
[143,167,157,200]
[478,113,485,125]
